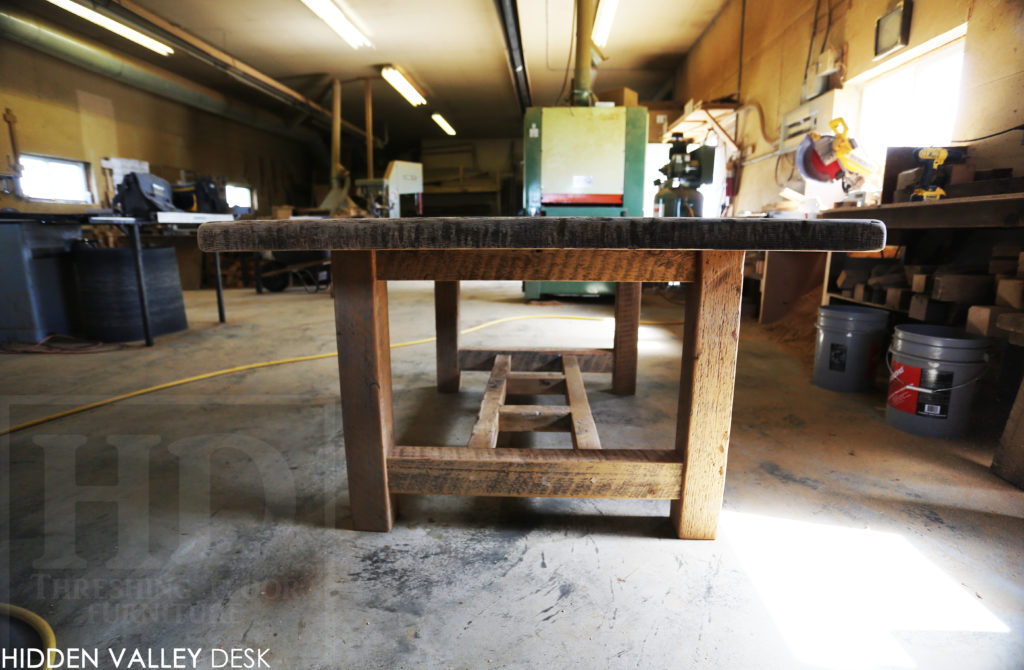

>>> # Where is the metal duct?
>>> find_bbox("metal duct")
[494,0,531,113]
[572,0,595,106]
[0,8,328,166]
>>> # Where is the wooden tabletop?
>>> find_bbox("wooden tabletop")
[197,216,885,252]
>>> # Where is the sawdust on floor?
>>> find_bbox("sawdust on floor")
[744,286,821,371]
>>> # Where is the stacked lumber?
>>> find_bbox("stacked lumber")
[850,262,909,307]
[964,244,1024,336]
[895,260,994,323]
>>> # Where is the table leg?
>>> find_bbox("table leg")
[612,282,641,395]
[332,250,397,531]
[670,251,744,539]
[435,281,461,393]
[214,252,226,323]
[128,224,154,347]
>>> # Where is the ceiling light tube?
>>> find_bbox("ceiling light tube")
[381,66,427,107]
[591,0,619,49]
[299,0,372,49]
[431,114,456,136]
[44,0,174,55]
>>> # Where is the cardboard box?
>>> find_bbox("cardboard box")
[597,87,638,107]
[967,305,1016,336]
[996,278,1024,309]
[646,105,684,143]
[931,274,994,304]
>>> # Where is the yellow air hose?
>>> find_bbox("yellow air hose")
[1,603,57,668]
[1,314,682,436]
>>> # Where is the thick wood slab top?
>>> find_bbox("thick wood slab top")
[197,216,885,252]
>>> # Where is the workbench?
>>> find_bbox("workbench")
[197,216,884,538]
[91,216,228,346]
[0,212,225,346]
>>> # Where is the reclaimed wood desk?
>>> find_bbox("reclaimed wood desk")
[198,217,884,539]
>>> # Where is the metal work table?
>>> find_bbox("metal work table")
[198,216,885,539]
[90,216,227,346]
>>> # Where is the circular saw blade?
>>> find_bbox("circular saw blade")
[796,133,842,182]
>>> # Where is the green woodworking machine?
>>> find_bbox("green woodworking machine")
[521,105,648,299]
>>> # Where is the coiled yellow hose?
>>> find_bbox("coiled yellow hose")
[1,603,56,669]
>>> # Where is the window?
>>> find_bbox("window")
[848,29,966,171]
[18,154,93,203]
[225,184,254,209]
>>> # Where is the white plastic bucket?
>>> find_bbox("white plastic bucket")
[812,305,890,392]
[886,325,990,438]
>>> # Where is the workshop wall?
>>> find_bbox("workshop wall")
[675,0,1023,213]
[0,40,312,215]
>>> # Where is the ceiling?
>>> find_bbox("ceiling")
[18,0,728,142]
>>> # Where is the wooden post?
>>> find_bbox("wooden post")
[434,281,461,392]
[332,250,396,531]
[612,282,641,395]
[330,79,341,185]
[364,78,374,180]
[670,251,744,539]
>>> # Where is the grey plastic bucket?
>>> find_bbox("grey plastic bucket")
[886,325,990,438]
[812,305,890,392]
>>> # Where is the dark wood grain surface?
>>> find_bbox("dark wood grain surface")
[198,216,885,252]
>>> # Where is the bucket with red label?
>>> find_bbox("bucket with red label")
[886,325,990,438]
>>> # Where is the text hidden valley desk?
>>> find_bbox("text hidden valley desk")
[198,216,884,539]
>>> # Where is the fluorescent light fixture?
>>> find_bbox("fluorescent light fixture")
[299,0,372,49]
[381,66,427,107]
[431,114,456,136]
[44,0,174,55]
[591,0,619,49]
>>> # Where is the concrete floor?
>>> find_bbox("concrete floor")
[2,282,1023,669]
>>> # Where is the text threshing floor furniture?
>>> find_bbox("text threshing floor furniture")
[198,216,885,539]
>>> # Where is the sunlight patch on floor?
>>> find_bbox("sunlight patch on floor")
[721,511,1009,669]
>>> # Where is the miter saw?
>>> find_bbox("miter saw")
[796,117,878,191]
